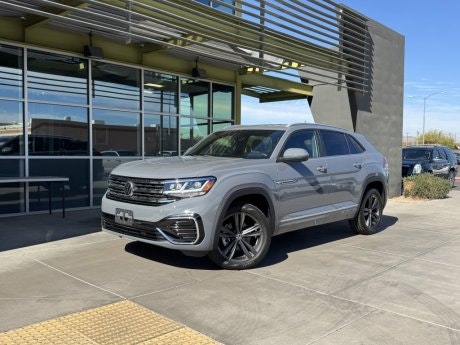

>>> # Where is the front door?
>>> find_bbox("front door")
[275,129,332,234]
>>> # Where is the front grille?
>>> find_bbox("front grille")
[106,174,175,206]
[102,213,203,244]
[102,213,166,242]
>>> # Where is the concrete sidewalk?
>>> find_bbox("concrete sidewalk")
[1,190,460,344]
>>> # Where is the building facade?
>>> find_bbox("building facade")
[0,0,404,215]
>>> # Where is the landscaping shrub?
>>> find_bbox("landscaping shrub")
[403,173,451,199]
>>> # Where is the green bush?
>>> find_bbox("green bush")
[403,173,451,199]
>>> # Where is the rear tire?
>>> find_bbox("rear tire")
[350,188,383,235]
[208,203,271,270]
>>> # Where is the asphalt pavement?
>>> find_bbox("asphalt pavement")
[1,188,460,344]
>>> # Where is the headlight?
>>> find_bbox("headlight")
[163,177,216,198]
[412,163,422,174]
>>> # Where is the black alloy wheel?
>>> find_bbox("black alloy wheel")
[209,203,271,270]
[350,188,383,235]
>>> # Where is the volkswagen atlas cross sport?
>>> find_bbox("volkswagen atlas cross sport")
[102,124,389,270]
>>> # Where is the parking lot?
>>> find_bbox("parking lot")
[1,188,460,344]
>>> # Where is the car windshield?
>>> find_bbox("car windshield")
[402,148,431,160]
[185,129,285,159]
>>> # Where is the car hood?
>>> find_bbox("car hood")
[110,155,272,179]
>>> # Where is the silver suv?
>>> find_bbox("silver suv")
[102,124,389,269]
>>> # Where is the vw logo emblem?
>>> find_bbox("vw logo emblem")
[124,181,134,196]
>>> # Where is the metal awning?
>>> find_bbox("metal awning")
[0,0,370,100]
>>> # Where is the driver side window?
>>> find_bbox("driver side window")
[283,130,319,158]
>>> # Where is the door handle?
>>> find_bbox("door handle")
[317,166,327,173]
[353,163,362,169]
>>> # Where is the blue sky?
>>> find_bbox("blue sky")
[242,1,460,141]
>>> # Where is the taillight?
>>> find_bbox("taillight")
[383,156,389,179]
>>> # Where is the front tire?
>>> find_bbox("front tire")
[350,188,383,235]
[208,203,271,270]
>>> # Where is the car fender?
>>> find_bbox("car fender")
[210,182,278,250]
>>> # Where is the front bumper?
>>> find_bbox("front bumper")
[101,194,219,251]
[102,212,204,245]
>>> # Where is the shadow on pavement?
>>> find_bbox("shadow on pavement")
[125,241,219,270]
[0,209,102,252]
[125,216,398,269]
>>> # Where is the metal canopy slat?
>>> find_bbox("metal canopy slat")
[0,0,371,92]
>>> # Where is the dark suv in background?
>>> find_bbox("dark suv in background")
[402,145,457,187]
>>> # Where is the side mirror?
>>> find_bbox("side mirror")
[278,148,309,162]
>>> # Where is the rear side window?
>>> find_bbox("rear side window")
[346,135,365,154]
[319,130,350,156]
[433,148,444,160]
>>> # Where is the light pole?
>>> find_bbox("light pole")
[422,90,447,145]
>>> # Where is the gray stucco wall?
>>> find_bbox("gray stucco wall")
[306,19,405,198]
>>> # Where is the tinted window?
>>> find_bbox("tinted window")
[283,130,319,158]
[433,148,444,160]
[28,50,88,104]
[0,44,23,99]
[346,134,365,154]
[92,61,140,110]
[403,148,430,160]
[320,130,349,156]
[144,71,178,114]
[443,147,456,164]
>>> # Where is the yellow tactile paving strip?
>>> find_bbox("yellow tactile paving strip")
[0,300,221,345]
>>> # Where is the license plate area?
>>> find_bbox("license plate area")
[115,208,134,226]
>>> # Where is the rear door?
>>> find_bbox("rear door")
[317,130,366,212]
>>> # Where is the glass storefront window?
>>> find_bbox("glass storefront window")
[144,114,178,156]
[0,44,23,99]
[28,103,88,156]
[213,83,234,120]
[92,157,137,206]
[0,159,25,214]
[180,117,209,153]
[144,71,178,114]
[92,109,141,156]
[0,44,237,213]
[29,159,89,210]
[27,50,88,104]
[212,119,233,132]
[0,100,24,156]
[180,78,209,117]
[92,62,140,110]
[212,0,235,14]
[195,0,235,14]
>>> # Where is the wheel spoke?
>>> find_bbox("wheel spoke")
[241,238,258,257]
[233,213,245,233]
[371,196,378,209]
[371,213,379,224]
[364,214,370,227]
[223,239,237,258]
[241,224,260,236]
[239,240,253,259]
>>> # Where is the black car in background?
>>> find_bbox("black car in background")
[454,149,460,165]
[402,145,457,187]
